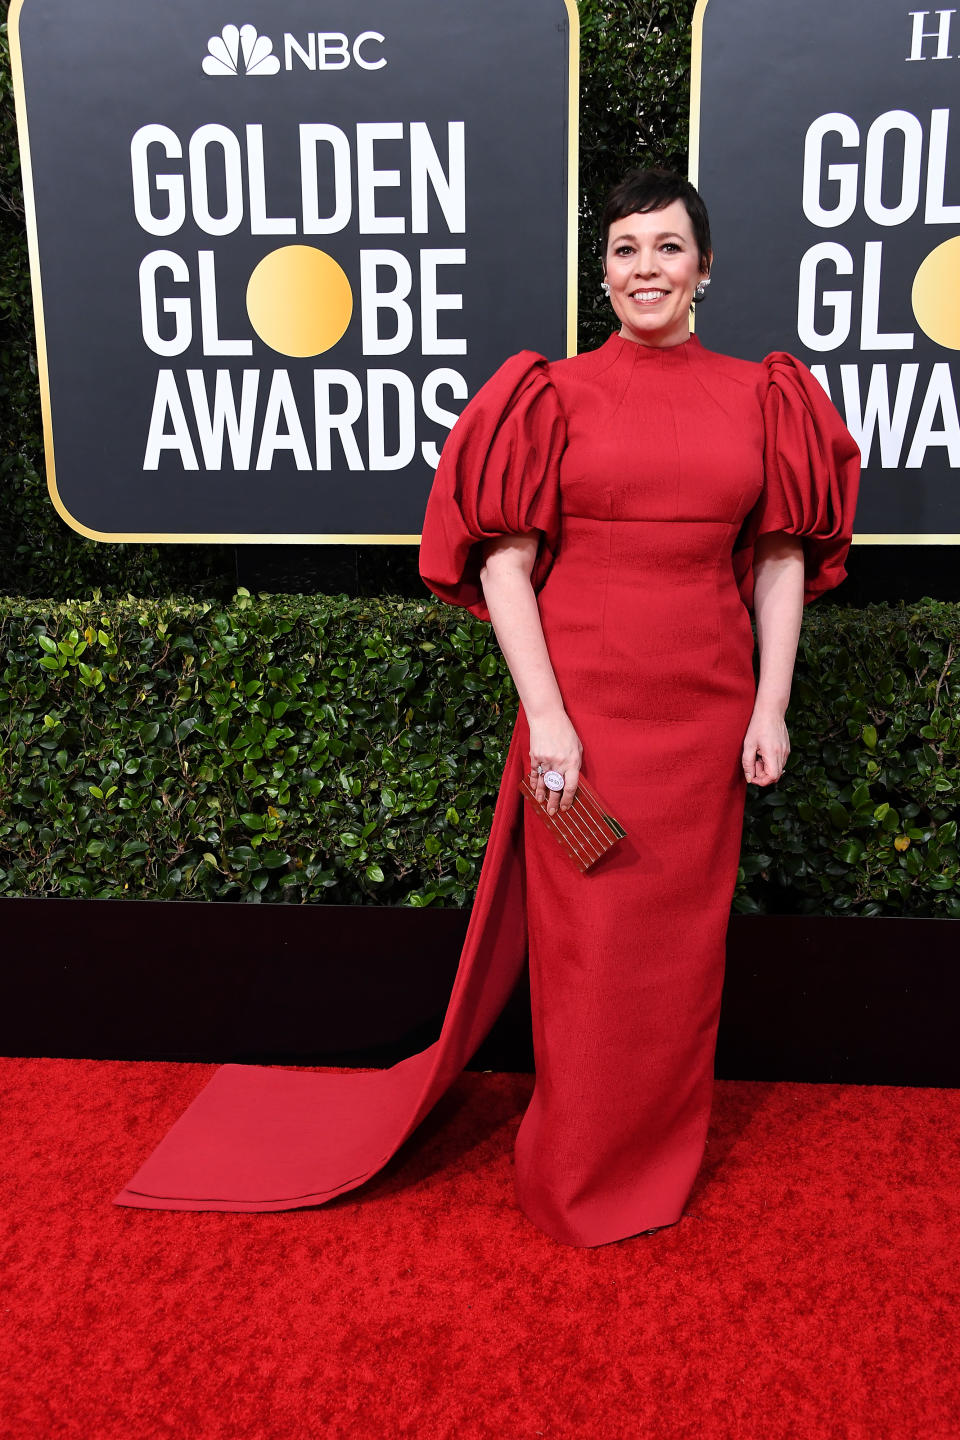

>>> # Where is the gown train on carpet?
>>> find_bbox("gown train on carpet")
[114,719,531,1213]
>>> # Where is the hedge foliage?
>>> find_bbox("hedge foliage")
[2,595,957,915]
[0,2,696,600]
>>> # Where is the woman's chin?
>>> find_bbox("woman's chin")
[619,314,690,348]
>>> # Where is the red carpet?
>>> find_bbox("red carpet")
[2,1058,957,1439]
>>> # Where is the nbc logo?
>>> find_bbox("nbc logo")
[202,24,280,76]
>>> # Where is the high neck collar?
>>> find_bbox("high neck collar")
[603,330,702,361]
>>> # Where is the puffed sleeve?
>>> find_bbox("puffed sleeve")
[418,351,567,622]
[733,352,861,610]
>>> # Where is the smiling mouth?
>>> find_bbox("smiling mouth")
[629,289,669,304]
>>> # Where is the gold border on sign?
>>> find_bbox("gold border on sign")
[685,0,959,544]
[9,0,581,546]
[563,0,580,360]
[688,0,708,194]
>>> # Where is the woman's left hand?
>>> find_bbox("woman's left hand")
[741,705,790,786]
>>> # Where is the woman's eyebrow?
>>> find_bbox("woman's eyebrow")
[611,231,687,243]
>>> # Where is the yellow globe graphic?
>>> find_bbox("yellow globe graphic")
[911,236,960,350]
[246,245,353,357]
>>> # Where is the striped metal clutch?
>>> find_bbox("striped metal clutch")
[518,773,627,873]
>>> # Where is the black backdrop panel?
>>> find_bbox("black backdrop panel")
[693,0,960,541]
[13,0,576,539]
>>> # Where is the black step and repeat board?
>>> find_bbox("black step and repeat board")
[11,0,577,541]
[692,0,960,542]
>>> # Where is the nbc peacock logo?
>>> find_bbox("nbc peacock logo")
[202,23,281,76]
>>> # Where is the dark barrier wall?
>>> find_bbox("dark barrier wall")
[5,899,957,1086]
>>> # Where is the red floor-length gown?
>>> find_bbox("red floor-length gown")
[115,334,859,1246]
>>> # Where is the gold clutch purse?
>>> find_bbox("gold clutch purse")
[518,773,627,873]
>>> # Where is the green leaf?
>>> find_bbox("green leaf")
[259,851,290,869]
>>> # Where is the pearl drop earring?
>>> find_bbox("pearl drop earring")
[600,280,610,297]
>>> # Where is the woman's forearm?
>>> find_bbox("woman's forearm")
[479,537,583,811]
[752,533,805,712]
[479,555,565,722]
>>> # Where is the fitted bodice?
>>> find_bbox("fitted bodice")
[549,333,765,530]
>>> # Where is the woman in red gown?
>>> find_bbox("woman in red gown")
[116,170,859,1247]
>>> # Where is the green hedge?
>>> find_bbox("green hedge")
[2,595,957,915]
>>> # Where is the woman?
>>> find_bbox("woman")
[116,170,859,1247]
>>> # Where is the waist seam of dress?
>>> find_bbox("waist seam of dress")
[559,514,744,529]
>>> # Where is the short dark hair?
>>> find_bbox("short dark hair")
[600,168,712,275]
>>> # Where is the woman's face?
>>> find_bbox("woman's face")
[603,200,709,348]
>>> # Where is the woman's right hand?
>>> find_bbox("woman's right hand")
[527,710,583,815]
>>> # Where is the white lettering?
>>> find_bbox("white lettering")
[905,363,960,466]
[803,114,859,227]
[131,125,185,236]
[860,242,914,350]
[356,123,405,233]
[925,109,960,221]
[299,124,352,234]
[360,250,413,355]
[906,9,955,59]
[419,249,466,354]
[421,368,468,466]
[863,111,924,225]
[246,125,296,235]
[198,251,253,356]
[353,31,386,69]
[139,251,191,356]
[840,364,919,467]
[256,370,312,470]
[313,371,365,470]
[410,123,466,234]
[807,365,832,402]
[143,371,198,469]
[317,32,350,70]
[797,243,853,351]
[142,367,471,472]
[186,369,260,469]
[188,124,244,237]
[132,123,464,238]
[284,33,316,69]
[367,370,416,469]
